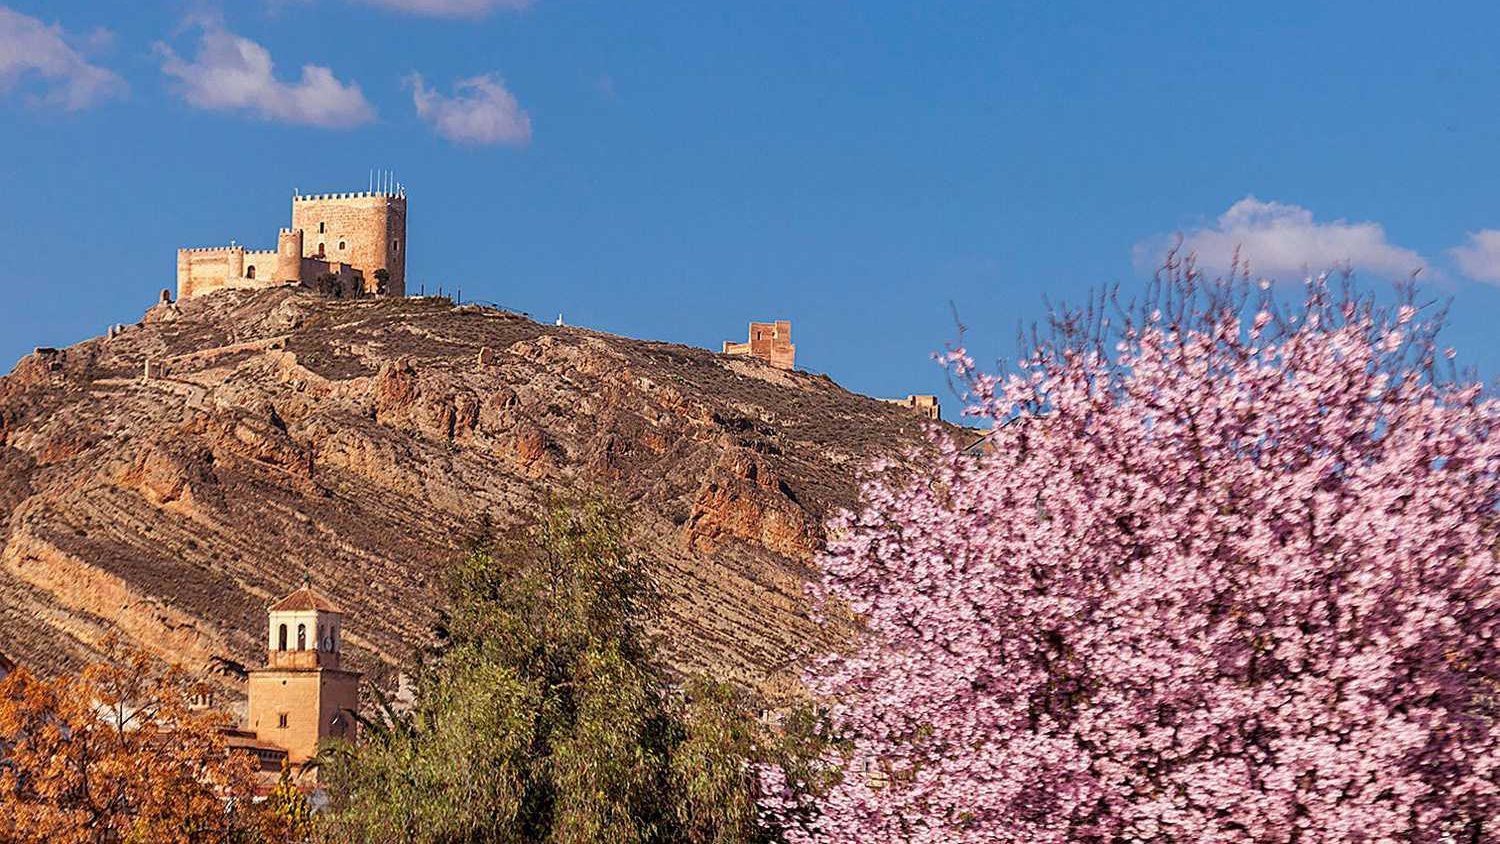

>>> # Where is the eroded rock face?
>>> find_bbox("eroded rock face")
[0,290,949,696]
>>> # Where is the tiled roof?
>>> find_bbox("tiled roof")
[269,582,341,614]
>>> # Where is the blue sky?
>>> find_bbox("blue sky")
[4,1,1500,413]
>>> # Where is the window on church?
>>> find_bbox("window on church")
[318,243,326,256]
[297,623,307,650]
[318,624,326,651]
[319,222,326,233]
[278,713,289,729]
[278,624,287,651]
[338,240,346,251]
[246,265,256,279]
[393,239,400,253]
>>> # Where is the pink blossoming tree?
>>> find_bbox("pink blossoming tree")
[764,269,1500,843]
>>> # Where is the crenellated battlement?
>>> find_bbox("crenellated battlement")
[293,190,406,203]
[178,245,245,254]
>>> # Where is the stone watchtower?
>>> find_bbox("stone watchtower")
[275,227,304,284]
[245,579,361,764]
[291,190,407,295]
[722,320,796,370]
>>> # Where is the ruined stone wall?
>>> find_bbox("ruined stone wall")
[882,394,941,421]
[290,192,406,296]
[723,320,795,370]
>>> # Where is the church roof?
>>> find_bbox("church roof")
[269,581,342,614]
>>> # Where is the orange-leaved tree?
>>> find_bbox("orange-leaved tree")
[0,640,285,844]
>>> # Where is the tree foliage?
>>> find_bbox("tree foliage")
[0,641,284,844]
[763,270,1500,842]
[320,498,811,843]
[263,761,315,842]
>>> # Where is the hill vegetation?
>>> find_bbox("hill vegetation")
[0,289,950,699]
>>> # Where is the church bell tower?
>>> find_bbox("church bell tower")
[246,578,361,764]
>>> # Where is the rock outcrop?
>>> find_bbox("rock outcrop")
[0,290,950,698]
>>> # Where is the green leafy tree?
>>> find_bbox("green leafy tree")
[672,677,762,844]
[313,272,340,298]
[320,498,813,843]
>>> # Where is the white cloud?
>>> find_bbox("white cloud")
[408,73,531,146]
[1136,196,1426,281]
[360,0,532,17]
[156,21,374,128]
[0,6,125,110]
[1448,230,1500,286]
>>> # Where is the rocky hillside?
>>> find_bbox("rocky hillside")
[0,289,951,699]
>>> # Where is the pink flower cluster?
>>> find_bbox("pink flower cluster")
[766,282,1500,843]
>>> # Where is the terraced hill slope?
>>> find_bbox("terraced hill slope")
[0,289,950,699]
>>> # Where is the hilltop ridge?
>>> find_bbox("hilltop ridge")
[0,289,950,698]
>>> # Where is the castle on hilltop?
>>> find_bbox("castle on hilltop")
[177,188,407,300]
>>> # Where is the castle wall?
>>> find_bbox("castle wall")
[176,245,287,300]
[291,192,406,296]
[882,394,941,421]
[243,250,276,282]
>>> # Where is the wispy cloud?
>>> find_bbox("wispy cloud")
[408,72,531,146]
[1448,231,1500,286]
[156,19,374,128]
[1135,196,1426,281]
[360,0,532,18]
[0,6,125,110]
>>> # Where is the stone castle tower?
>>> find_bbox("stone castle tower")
[177,188,407,300]
[245,579,361,764]
[722,320,796,370]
